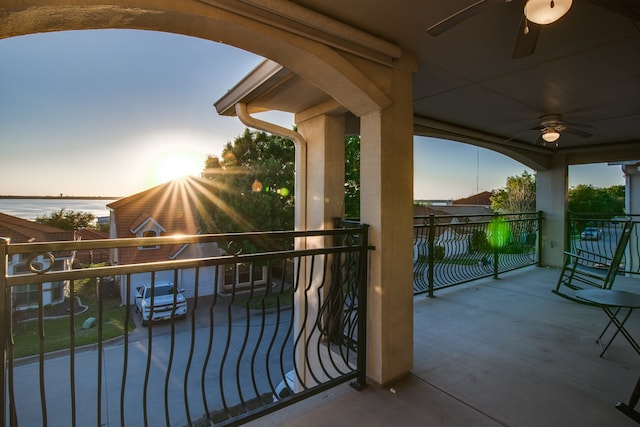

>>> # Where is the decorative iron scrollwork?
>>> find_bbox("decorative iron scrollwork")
[227,241,243,256]
[344,233,357,246]
[27,252,55,274]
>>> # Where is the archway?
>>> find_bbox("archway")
[1,1,393,117]
[2,1,418,387]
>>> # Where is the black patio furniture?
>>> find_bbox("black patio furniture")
[575,289,640,357]
[617,375,640,424]
[553,220,633,303]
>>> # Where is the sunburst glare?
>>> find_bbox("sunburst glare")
[154,152,203,184]
[136,131,213,187]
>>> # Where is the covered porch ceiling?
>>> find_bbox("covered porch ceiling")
[215,0,640,170]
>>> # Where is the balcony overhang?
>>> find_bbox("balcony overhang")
[214,58,348,120]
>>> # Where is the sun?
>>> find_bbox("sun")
[154,151,203,184]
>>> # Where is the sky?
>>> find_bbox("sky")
[0,29,624,199]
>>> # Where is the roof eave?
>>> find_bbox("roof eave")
[213,59,290,116]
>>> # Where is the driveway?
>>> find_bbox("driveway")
[8,296,294,426]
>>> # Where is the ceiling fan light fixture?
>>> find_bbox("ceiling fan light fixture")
[524,0,573,25]
[542,129,561,143]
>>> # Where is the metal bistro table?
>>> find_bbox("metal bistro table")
[575,288,640,357]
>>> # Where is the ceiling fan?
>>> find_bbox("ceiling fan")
[427,0,640,58]
[520,114,593,146]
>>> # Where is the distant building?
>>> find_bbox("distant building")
[74,228,110,265]
[0,212,74,309]
[413,196,494,262]
[108,176,268,305]
[452,191,493,207]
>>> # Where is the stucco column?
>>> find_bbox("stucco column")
[536,156,568,268]
[294,113,346,387]
[297,114,346,229]
[622,162,640,273]
[359,56,414,385]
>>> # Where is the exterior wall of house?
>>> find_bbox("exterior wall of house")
[109,178,276,305]
[109,178,215,303]
[124,263,270,306]
[9,254,70,309]
[0,213,75,310]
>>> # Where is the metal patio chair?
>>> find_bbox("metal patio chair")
[617,375,640,423]
[553,220,634,304]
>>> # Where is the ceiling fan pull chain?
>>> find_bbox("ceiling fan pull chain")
[523,3,530,34]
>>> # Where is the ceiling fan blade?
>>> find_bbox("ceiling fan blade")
[427,0,506,36]
[512,16,542,58]
[565,127,593,138]
[503,129,533,144]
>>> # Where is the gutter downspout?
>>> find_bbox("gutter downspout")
[234,103,307,239]
[235,103,316,391]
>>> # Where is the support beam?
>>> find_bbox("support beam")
[295,113,346,388]
[622,162,640,274]
[536,156,568,268]
[359,55,415,385]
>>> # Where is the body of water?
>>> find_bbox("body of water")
[0,198,118,221]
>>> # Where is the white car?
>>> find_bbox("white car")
[135,282,187,326]
[580,227,603,240]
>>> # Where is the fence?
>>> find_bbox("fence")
[567,212,640,276]
[413,212,541,296]
[1,224,369,427]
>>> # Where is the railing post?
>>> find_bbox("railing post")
[537,210,544,267]
[492,213,500,280]
[427,214,435,298]
[353,224,369,390]
[566,211,572,254]
[0,238,8,427]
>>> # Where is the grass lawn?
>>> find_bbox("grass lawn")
[12,275,134,359]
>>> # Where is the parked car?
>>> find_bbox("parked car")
[580,227,603,240]
[135,282,187,326]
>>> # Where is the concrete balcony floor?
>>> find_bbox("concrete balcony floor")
[250,266,640,427]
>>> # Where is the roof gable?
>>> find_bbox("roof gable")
[453,191,493,207]
[0,212,74,243]
[109,176,220,265]
[130,215,166,234]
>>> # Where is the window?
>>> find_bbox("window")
[12,263,65,308]
[223,263,265,286]
[132,217,165,250]
[141,230,159,249]
[13,283,41,307]
[14,263,42,308]
[51,281,64,302]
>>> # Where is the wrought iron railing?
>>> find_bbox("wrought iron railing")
[567,212,640,275]
[413,212,541,296]
[1,224,369,427]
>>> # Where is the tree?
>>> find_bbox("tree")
[198,129,296,239]
[35,208,96,230]
[605,184,625,212]
[490,171,536,213]
[344,136,360,219]
[198,129,362,246]
[568,184,624,215]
